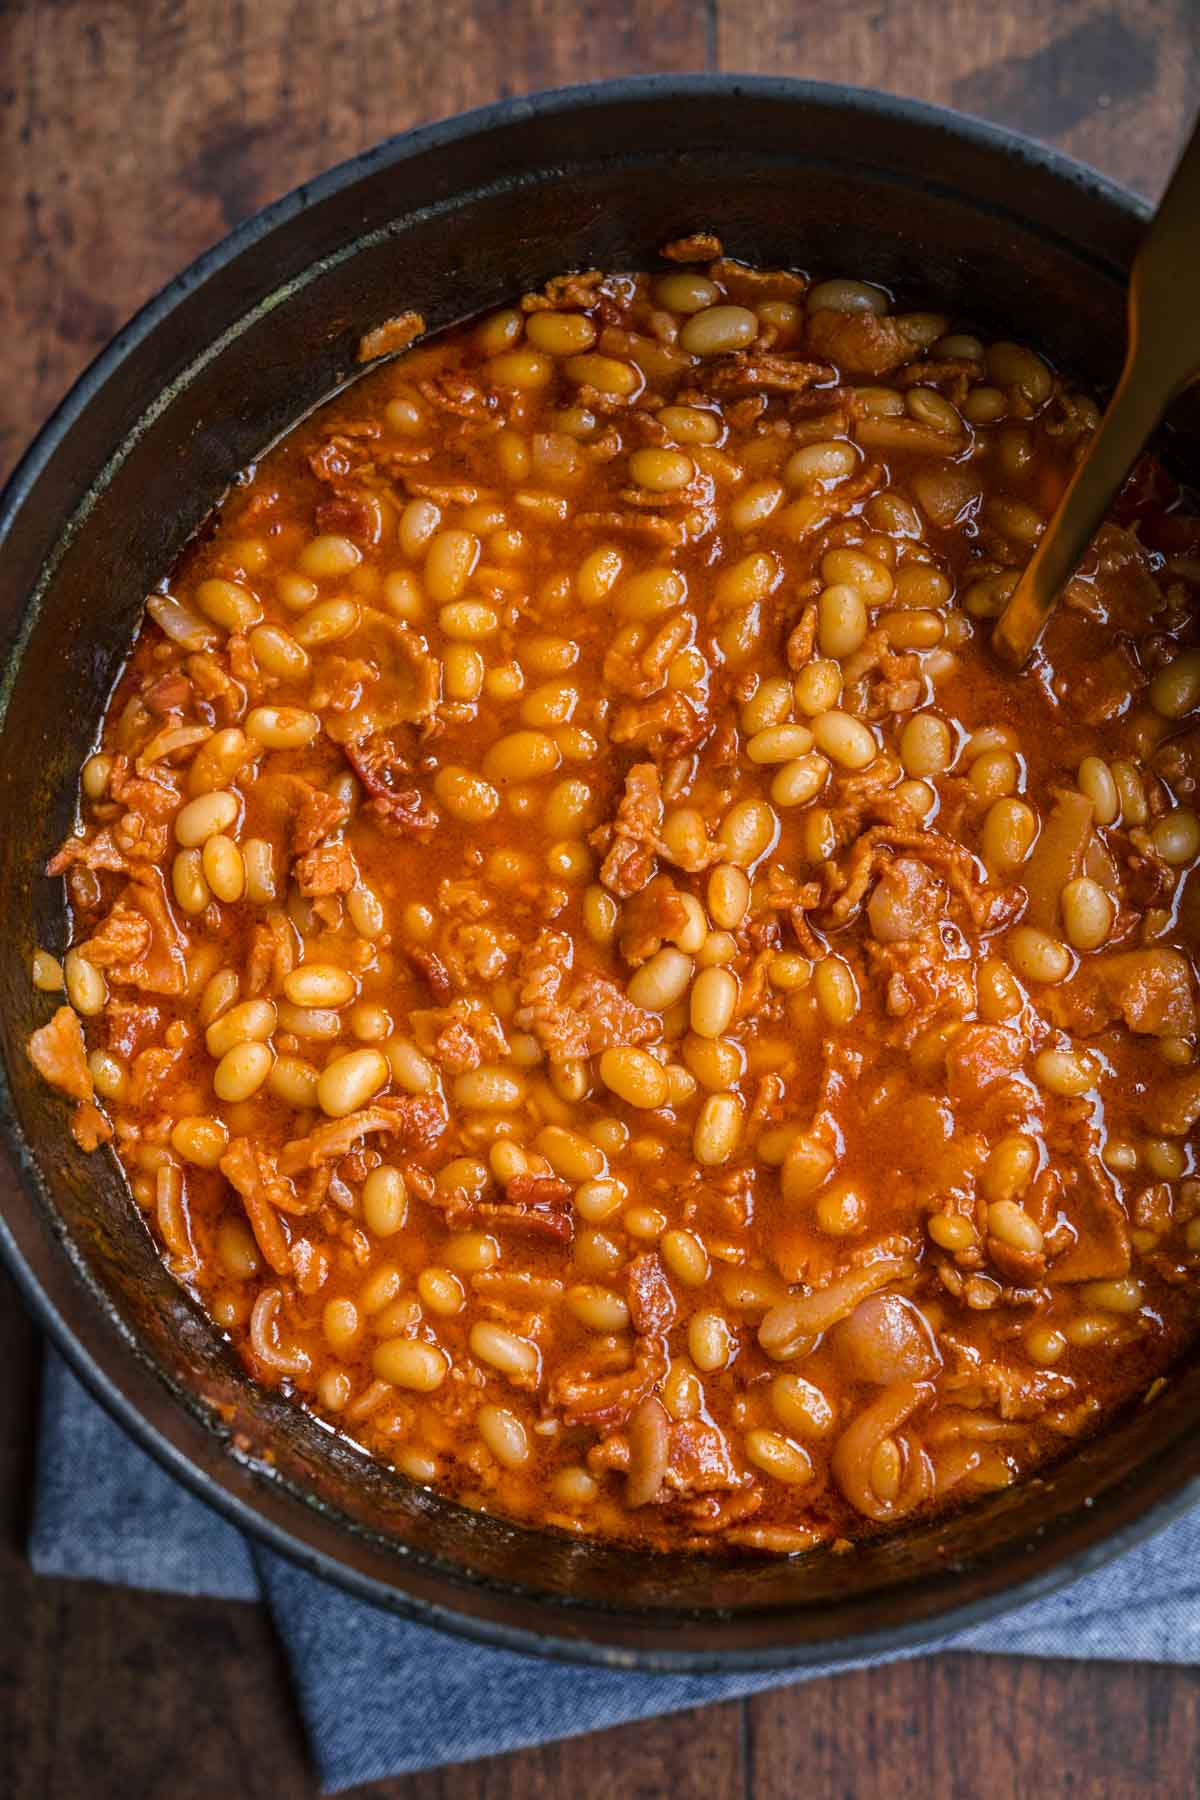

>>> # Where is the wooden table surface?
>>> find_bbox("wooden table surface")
[2,2,1199,1794]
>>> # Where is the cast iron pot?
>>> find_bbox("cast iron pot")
[0,75,1195,1670]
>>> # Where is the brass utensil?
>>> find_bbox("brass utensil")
[993,118,1200,668]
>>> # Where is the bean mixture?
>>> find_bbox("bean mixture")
[28,239,1200,1554]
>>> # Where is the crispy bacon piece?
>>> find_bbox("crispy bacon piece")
[410,998,506,1070]
[407,949,454,1006]
[245,910,296,996]
[46,828,132,878]
[609,692,706,759]
[278,1095,446,1175]
[289,781,351,856]
[476,1175,574,1244]
[79,904,152,970]
[294,841,358,896]
[661,233,722,263]
[597,762,662,898]
[806,308,927,376]
[521,269,606,310]
[666,1417,741,1495]
[513,932,658,1063]
[551,1335,669,1429]
[618,874,690,966]
[220,1139,294,1275]
[704,353,833,394]
[343,734,438,836]
[29,1006,92,1103]
[625,1253,676,1335]
[71,1101,112,1152]
[357,309,425,362]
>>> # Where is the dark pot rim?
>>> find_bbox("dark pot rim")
[2,73,1189,1675]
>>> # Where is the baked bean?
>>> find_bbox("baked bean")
[816,1181,866,1237]
[1035,1046,1098,1096]
[566,1284,631,1332]
[780,1134,835,1202]
[1077,756,1120,825]
[728,479,784,531]
[598,1047,669,1110]
[1111,759,1148,826]
[985,341,1053,403]
[564,353,639,396]
[811,710,877,770]
[899,713,951,777]
[199,834,244,903]
[536,1125,605,1182]
[630,448,695,493]
[170,1115,228,1169]
[213,1041,272,1102]
[814,956,859,1026]
[928,1212,974,1251]
[693,1093,743,1166]
[1061,877,1114,951]
[679,305,758,355]
[708,864,750,929]
[293,597,360,647]
[195,577,263,631]
[283,964,356,1007]
[1151,809,1200,866]
[1151,651,1200,720]
[794,659,842,715]
[434,766,501,822]
[818,584,868,657]
[205,998,276,1059]
[746,723,814,764]
[373,1338,448,1391]
[690,967,738,1039]
[770,1374,835,1436]
[688,1309,733,1372]
[987,1198,1044,1253]
[175,790,238,847]
[821,546,894,602]
[317,1048,389,1118]
[483,731,560,783]
[63,949,106,1016]
[745,1429,814,1485]
[469,1321,539,1380]
[982,797,1037,871]
[627,947,693,1011]
[717,798,778,866]
[268,1055,320,1109]
[1008,927,1071,984]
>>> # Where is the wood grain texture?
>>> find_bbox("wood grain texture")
[0,0,709,482]
[718,0,1199,199]
[2,1,1200,1795]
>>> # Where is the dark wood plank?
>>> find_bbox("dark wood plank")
[749,1657,1200,1800]
[373,1701,745,1800]
[717,0,1198,198]
[0,0,709,483]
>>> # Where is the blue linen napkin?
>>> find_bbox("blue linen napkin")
[30,1349,1200,1793]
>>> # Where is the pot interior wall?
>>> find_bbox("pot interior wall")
[1,83,1195,1655]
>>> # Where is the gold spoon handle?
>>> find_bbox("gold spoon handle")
[993,117,1200,670]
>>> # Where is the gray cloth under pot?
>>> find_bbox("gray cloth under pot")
[29,1350,1200,1793]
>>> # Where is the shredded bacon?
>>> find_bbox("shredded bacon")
[596,762,663,898]
[357,309,425,362]
[278,1096,446,1176]
[29,1006,93,1103]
